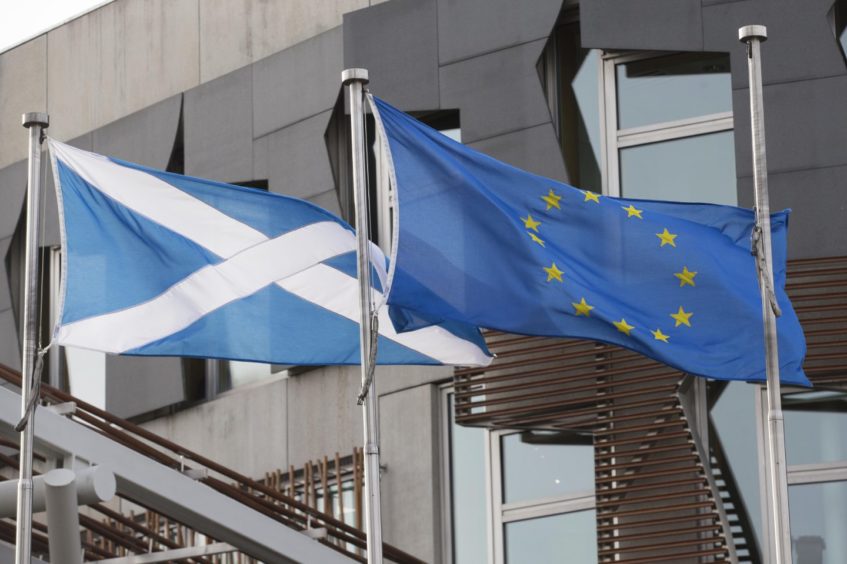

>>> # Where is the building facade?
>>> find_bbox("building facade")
[0,0,845,562]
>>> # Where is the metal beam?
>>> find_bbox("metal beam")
[94,542,235,563]
[0,386,352,564]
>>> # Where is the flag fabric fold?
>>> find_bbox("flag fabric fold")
[370,96,808,385]
[48,139,491,367]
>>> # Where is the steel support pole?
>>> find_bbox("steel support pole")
[342,67,383,564]
[739,25,793,564]
[16,111,49,564]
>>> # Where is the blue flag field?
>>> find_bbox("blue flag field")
[48,139,490,367]
[371,96,808,386]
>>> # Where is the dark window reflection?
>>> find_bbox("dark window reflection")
[540,22,602,193]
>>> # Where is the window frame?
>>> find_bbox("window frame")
[600,51,735,197]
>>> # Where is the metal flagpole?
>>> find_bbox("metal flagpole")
[739,25,793,564]
[342,68,384,564]
[15,111,50,564]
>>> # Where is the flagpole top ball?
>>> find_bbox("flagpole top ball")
[342,68,369,85]
[739,25,767,43]
[22,112,49,129]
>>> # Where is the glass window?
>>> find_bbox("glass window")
[834,0,847,62]
[619,131,738,204]
[710,382,764,545]
[789,481,847,564]
[616,53,732,129]
[501,432,594,504]
[505,510,597,564]
[447,393,489,563]
[784,391,847,466]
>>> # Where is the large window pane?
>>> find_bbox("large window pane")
[710,382,763,546]
[784,391,847,466]
[505,511,597,564]
[619,131,737,205]
[501,432,594,504]
[616,53,731,129]
[448,394,489,563]
[789,481,847,564]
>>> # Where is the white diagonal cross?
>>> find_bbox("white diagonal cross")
[50,140,490,366]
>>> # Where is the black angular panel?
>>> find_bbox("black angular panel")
[343,0,439,111]
[440,39,551,144]
[437,0,563,65]
[580,0,703,51]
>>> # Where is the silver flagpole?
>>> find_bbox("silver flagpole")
[15,111,49,564]
[739,25,793,564]
[342,68,384,563]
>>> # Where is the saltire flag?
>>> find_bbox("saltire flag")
[370,96,809,386]
[48,139,491,367]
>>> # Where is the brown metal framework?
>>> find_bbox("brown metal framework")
[453,256,847,563]
[0,365,424,564]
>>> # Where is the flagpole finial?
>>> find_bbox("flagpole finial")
[341,68,369,85]
[22,112,49,129]
[739,24,767,42]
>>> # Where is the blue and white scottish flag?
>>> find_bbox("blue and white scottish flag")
[48,139,491,367]
[371,96,808,385]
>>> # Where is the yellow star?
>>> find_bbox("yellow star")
[542,189,562,210]
[613,318,635,336]
[544,262,564,283]
[670,306,693,328]
[528,232,545,247]
[582,190,600,203]
[521,214,541,232]
[622,204,643,219]
[651,328,670,343]
[572,298,594,317]
[674,266,697,287]
[656,228,677,247]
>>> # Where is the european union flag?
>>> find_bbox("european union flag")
[371,96,809,386]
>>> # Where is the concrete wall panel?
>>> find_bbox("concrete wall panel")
[580,0,703,52]
[703,0,847,89]
[46,0,199,143]
[732,77,847,179]
[440,39,551,143]
[253,27,343,139]
[307,188,342,217]
[142,376,289,479]
[93,96,181,169]
[0,161,27,240]
[0,37,47,170]
[286,366,363,465]
[105,355,185,419]
[0,309,20,371]
[343,0,440,110]
[469,123,568,182]
[267,111,334,199]
[737,165,847,260]
[437,0,562,65]
[380,384,440,562]
[185,67,254,183]
[199,0,369,83]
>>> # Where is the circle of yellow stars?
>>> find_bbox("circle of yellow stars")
[518,186,701,345]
